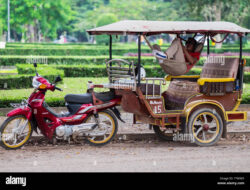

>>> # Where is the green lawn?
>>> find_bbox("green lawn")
[0,69,18,74]
[242,83,250,103]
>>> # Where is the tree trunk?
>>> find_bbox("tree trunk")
[27,24,34,43]
[13,31,18,42]
[214,0,222,49]
[28,24,35,43]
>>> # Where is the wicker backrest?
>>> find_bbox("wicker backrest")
[163,80,199,109]
[200,57,239,79]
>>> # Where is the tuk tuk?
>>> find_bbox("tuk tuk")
[87,20,250,146]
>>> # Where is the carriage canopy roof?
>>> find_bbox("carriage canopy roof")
[87,20,250,36]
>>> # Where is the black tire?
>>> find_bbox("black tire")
[0,115,33,150]
[187,108,223,147]
[84,109,118,146]
[152,125,173,141]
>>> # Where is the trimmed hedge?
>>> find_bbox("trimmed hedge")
[16,63,63,75]
[14,64,250,83]
[0,55,156,66]
[1,55,250,67]
[1,47,250,56]
[0,65,64,89]
[0,48,153,56]
[0,93,66,108]
[0,74,61,89]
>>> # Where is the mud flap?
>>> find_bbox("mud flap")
[180,117,187,133]
[110,107,125,123]
[31,114,39,134]
[222,119,227,139]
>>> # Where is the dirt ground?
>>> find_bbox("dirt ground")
[0,112,250,172]
[0,140,249,172]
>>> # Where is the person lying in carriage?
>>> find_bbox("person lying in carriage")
[144,36,203,76]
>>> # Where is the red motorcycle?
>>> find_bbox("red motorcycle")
[0,64,123,149]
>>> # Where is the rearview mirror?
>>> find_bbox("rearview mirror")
[33,63,38,76]
[54,75,62,83]
[135,66,146,79]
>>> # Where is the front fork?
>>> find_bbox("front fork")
[93,110,101,127]
[7,106,38,134]
[13,119,29,134]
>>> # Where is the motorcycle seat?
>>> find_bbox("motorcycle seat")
[65,91,115,104]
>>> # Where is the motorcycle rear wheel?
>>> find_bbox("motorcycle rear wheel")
[84,110,118,146]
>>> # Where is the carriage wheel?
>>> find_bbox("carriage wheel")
[152,125,173,141]
[188,108,223,147]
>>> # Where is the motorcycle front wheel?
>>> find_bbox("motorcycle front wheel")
[84,109,118,146]
[0,115,33,150]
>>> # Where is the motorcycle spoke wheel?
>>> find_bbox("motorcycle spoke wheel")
[85,110,118,146]
[0,116,32,149]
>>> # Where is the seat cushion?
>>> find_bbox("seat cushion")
[95,91,116,102]
[65,93,93,104]
[64,91,116,104]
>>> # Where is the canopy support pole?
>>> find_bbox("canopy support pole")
[138,33,142,86]
[239,36,243,90]
[109,35,112,60]
[143,35,153,50]
[207,35,210,57]
[236,35,243,92]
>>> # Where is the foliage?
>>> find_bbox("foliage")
[0,64,64,89]
[2,55,250,67]
[181,0,250,26]
[0,0,249,43]
[96,13,118,44]
[0,0,74,41]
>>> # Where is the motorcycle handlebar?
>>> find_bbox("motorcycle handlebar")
[54,86,63,91]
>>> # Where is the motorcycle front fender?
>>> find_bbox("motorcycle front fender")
[7,106,32,120]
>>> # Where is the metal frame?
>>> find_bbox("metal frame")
[137,33,142,86]
[141,78,166,99]
[235,36,243,92]
[109,35,112,60]
[207,34,210,56]
[239,36,243,90]
[105,59,137,91]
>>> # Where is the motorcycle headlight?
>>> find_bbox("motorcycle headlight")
[32,77,42,88]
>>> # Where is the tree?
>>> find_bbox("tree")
[0,0,74,42]
[0,17,3,40]
[95,13,118,44]
[38,0,75,41]
[180,0,250,25]
[180,0,250,47]
[70,0,105,42]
